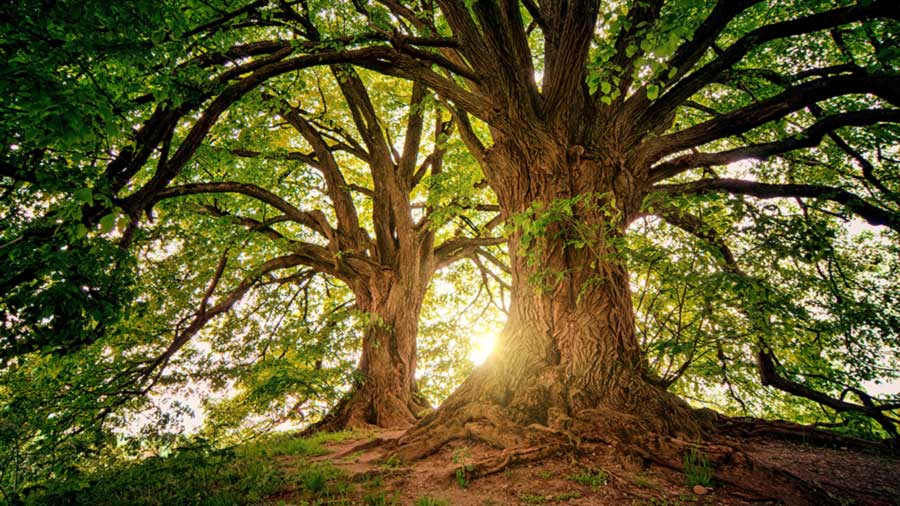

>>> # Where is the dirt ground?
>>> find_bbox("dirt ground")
[290,429,900,506]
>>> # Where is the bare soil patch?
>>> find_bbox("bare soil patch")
[264,429,900,506]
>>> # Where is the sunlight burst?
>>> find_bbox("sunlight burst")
[469,329,498,365]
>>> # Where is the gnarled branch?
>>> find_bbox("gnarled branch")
[649,109,900,182]
[655,178,900,232]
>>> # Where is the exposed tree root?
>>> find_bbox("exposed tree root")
[453,444,560,481]
[302,388,431,434]
[390,397,880,505]
[333,433,397,460]
[395,402,530,461]
[384,323,891,505]
[718,416,897,455]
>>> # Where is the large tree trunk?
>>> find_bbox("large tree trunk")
[397,135,704,459]
[312,267,432,431]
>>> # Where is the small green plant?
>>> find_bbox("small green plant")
[682,448,713,488]
[415,496,450,506]
[329,479,353,498]
[553,491,582,501]
[455,466,472,488]
[300,466,328,494]
[569,467,608,488]
[452,447,474,488]
[344,450,365,462]
[382,454,401,469]
[632,472,659,489]
[367,474,384,489]
[520,493,546,504]
[364,490,399,506]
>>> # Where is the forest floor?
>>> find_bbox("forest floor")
[266,428,900,506]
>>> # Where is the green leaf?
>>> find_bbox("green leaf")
[73,188,93,205]
[99,212,118,234]
[646,84,660,100]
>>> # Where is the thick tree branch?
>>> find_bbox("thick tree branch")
[434,236,506,270]
[434,0,494,75]
[639,1,900,134]
[126,46,443,214]
[649,109,900,182]
[153,181,334,238]
[662,0,760,86]
[399,82,428,185]
[757,349,899,436]
[520,0,546,30]
[644,74,900,163]
[655,178,900,232]
[333,66,407,263]
[470,0,541,116]
[279,104,367,248]
[195,204,373,280]
[541,0,598,120]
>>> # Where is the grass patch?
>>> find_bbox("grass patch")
[632,472,660,490]
[236,430,357,459]
[569,467,608,488]
[363,490,400,505]
[452,447,474,488]
[23,442,280,506]
[415,496,450,506]
[682,448,713,488]
[21,431,362,506]
[520,491,583,504]
[381,454,401,470]
[294,463,354,502]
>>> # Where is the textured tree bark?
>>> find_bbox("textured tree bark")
[310,268,433,431]
[396,134,703,459]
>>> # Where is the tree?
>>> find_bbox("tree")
[146,67,503,429]
[336,0,900,461]
[3,0,900,480]
[2,0,502,432]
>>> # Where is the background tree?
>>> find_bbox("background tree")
[145,64,502,429]
[1,0,501,431]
